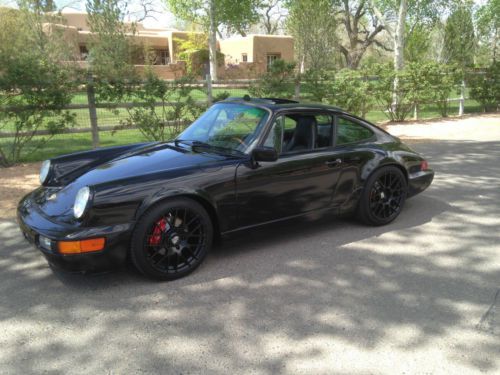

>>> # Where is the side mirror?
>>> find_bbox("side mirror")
[252,146,278,163]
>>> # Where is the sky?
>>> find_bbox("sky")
[1,0,491,31]
[54,0,176,29]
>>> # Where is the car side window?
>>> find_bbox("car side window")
[263,116,284,154]
[315,115,333,148]
[336,116,374,145]
[264,113,334,154]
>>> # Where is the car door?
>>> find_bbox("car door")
[235,111,345,228]
[330,115,377,208]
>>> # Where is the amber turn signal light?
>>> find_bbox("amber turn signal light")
[58,238,105,254]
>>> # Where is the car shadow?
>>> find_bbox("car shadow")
[1,139,499,373]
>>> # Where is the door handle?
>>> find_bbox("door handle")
[325,158,342,167]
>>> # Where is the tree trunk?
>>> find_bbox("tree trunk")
[299,54,305,74]
[393,0,407,112]
[208,0,218,81]
[394,0,406,72]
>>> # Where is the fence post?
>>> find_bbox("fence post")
[206,74,213,106]
[458,80,465,116]
[86,73,100,148]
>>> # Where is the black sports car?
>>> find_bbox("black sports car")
[17,97,434,280]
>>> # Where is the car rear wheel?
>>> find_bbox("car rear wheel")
[357,166,408,226]
[130,198,213,280]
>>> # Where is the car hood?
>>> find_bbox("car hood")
[75,143,229,186]
[34,143,235,220]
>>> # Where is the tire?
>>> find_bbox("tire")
[130,198,213,281]
[357,166,408,226]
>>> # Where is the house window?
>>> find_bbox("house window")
[242,53,248,62]
[266,53,281,71]
[157,49,170,65]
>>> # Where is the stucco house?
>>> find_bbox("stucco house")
[219,34,294,75]
[49,9,295,80]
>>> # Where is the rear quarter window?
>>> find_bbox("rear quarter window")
[336,117,374,145]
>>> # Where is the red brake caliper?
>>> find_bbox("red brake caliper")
[148,218,167,245]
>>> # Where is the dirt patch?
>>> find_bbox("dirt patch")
[385,113,500,141]
[0,162,40,220]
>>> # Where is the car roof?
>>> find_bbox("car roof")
[221,97,347,113]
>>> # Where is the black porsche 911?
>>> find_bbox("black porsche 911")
[17,97,434,280]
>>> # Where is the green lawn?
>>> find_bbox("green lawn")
[0,129,150,163]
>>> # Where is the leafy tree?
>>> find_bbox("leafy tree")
[404,23,431,62]
[0,3,77,166]
[335,0,390,69]
[258,0,286,34]
[165,0,260,80]
[85,0,140,83]
[475,0,499,64]
[285,0,338,72]
[175,33,224,76]
[443,3,475,69]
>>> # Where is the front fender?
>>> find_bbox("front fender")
[134,187,219,221]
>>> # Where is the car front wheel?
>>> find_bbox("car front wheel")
[130,198,213,280]
[357,166,408,226]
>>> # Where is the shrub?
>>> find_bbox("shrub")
[0,5,78,166]
[117,71,205,141]
[329,69,372,117]
[405,62,459,117]
[468,62,500,112]
[365,64,413,122]
[301,69,333,103]
[249,59,296,98]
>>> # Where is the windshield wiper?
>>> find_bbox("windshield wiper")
[173,139,244,156]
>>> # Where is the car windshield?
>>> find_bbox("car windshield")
[176,103,269,154]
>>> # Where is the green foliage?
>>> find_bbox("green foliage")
[366,62,460,121]
[475,0,500,65]
[213,91,231,102]
[404,24,432,63]
[166,0,260,34]
[330,70,372,117]
[249,59,296,98]
[301,69,371,117]
[0,3,77,166]
[175,34,224,76]
[468,62,500,112]
[118,72,205,141]
[301,69,333,103]
[366,63,410,121]
[85,0,140,82]
[443,4,475,69]
[285,0,337,71]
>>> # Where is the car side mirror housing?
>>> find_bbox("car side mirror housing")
[252,146,278,163]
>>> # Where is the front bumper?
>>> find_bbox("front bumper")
[17,194,133,273]
[408,169,434,198]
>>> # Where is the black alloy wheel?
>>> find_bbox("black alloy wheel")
[358,166,408,226]
[130,198,213,280]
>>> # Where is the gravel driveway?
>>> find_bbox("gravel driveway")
[0,115,499,374]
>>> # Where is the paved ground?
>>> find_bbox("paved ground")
[1,116,499,374]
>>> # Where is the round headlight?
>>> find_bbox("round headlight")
[73,186,91,219]
[39,160,51,184]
